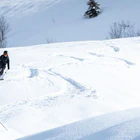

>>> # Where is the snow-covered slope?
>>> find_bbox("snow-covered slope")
[17,107,140,140]
[0,37,140,139]
[0,0,140,47]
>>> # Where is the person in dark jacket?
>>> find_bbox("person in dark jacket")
[0,51,10,76]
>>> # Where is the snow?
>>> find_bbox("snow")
[17,107,140,140]
[0,37,140,139]
[0,0,140,139]
[0,0,139,47]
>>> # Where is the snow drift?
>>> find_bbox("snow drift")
[17,107,140,140]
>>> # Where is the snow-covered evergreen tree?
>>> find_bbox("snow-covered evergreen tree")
[84,0,100,18]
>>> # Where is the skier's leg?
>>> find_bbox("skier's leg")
[0,68,3,76]
[0,67,5,76]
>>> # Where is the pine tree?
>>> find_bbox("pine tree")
[84,0,100,18]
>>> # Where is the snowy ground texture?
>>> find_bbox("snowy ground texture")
[0,0,139,47]
[0,37,140,139]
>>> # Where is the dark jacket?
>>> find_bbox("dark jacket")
[0,55,10,69]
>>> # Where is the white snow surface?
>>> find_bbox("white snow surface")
[17,107,140,140]
[0,37,140,139]
[0,0,140,47]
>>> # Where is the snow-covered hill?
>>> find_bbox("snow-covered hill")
[0,0,140,139]
[17,107,140,140]
[0,37,140,139]
[0,0,140,47]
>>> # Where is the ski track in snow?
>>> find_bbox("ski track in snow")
[110,46,120,52]
[88,52,135,66]
[48,68,97,98]
[0,55,98,123]
[57,55,85,62]
[29,69,39,78]
[49,69,86,92]
[0,43,135,108]
[0,0,63,18]
[106,43,120,52]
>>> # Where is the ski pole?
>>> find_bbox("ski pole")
[0,121,8,131]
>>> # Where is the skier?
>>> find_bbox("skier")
[0,51,10,77]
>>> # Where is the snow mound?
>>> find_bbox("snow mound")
[17,107,140,140]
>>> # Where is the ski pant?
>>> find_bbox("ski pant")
[0,65,5,76]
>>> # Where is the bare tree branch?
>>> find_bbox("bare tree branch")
[0,16,11,48]
[108,21,140,39]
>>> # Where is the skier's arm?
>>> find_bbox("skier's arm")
[7,57,10,69]
[0,55,2,63]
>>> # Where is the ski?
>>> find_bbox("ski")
[0,74,5,80]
